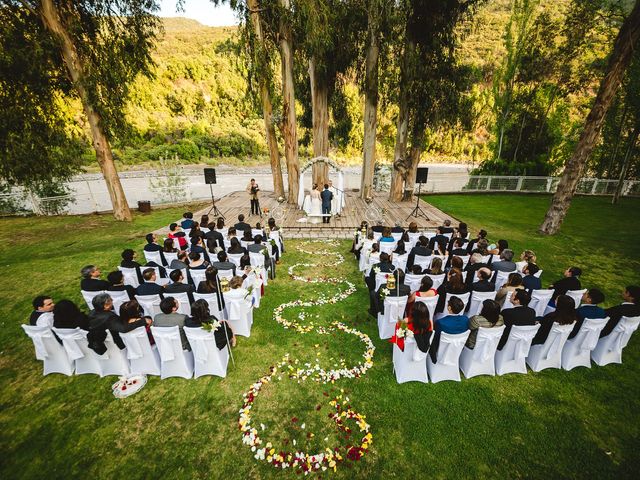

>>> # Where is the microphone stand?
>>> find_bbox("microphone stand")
[405,182,430,221]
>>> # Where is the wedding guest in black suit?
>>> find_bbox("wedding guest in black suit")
[570,288,606,339]
[29,295,54,326]
[135,268,164,297]
[120,249,142,270]
[497,289,537,350]
[205,222,225,252]
[428,227,449,250]
[234,214,251,235]
[600,285,640,338]
[80,265,110,292]
[450,238,468,256]
[522,263,542,292]
[440,219,454,234]
[87,293,119,354]
[549,266,582,302]
[406,236,432,270]
[466,229,487,254]
[144,233,163,252]
[391,223,405,234]
[164,269,195,304]
[491,249,517,272]
[53,299,89,330]
[211,251,237,276]
[471,267,495,292]
[107,270,135,299]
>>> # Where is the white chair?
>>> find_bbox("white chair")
[526,323,574,372]
[135,294,162,318]
[224,290,254,337]
[494,324,540,375]
[171,292,192,315]
[118,267,140,288]
[95,331,130,376]
[373,231,382,242]
[119,326,161,375]
[240,240,251,250]
[467,291,497,317]
[217,269,234,280]
[52,327,101,376]
[414,295,439,321]
[392,339,428,384]
[379,242,397,256]
[459,325,506,378]
[404,273,426,293]
[249,252,270,285]
[163,251,179,265]
[110,290,131,315]
[501,291,517,311]
[243,274,263,308]
[184,327,230,378]
[193,292,224,319]
[426,274,446,290]
[481,254,493,264]
[251,228,263,237]
[392,253,408,272]
[269,231,284,256]
[413,254,431,271]
[427,331,470,383]
[529,289,555,318]
[591,316,640,366]
[228,253,244,268]
[493,270,516,292]
[144,250,164,266]
[81,290,105,310]
[22,325,74,376]
[374,271,392,292]
[561,317,609,370]
[407,232,422,249]
[458,255,471,269]
[391,232,403,242]
[377,296,408,340]
[566,289,587,308]
[533,269,543,279]
[223,239,232,251]
[444,292,471,312]
[150,326,194,379]
[189,269,207,288]
[217,227,229,237]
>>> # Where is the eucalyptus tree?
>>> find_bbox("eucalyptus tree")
[539,0,640,234]
[1,0,160,221]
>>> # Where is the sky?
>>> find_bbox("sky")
[158,0,239,27]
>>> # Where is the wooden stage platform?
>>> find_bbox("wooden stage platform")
[183,190,456,239]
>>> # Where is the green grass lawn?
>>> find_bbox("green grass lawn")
[0,195,639,479]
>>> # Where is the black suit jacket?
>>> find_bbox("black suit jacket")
[205,230,225,251]
[464,262,489,288]
[391,226,405,233]
[211,261,237,276]
[601,303,640,337]
[406,245,433,269]
[550,276,581,300]
[429,234,449,250]
[81,278,110,292]
[522,275,541,292]
[234,222,251,233]
[135,282,164,297]
[472,280,495,292]
[164,282,195,303]
[498,306,537,350]
[144,243,162,252]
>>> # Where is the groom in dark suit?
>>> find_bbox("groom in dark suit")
[321,184,333,224]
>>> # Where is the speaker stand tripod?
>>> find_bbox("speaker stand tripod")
[206,184,224,219]
[406,182,430,221]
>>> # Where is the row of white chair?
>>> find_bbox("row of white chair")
[392,315,640,384]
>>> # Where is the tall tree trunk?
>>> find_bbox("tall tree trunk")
[606,102,628,178]
[40,0,132,221]
[512,113,527,165]
[248,0,284,197]
[361,2,380,200]
[278,0,300,204]
[309,57,329,187]
[389,40,413,202]
[612,124,639,204]
[539,0,640,234]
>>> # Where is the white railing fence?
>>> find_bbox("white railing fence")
[462,176,639,196]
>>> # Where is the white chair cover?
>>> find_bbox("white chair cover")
[243,273,263,308]
[170,292,192,316]
[377,296,408,340]
[444,292,471,312]
[404,273,426,293]
[526,323,574,372]
[33,312,54,328]
[193,292,223,319]
[150,326,194,379]
[22,324,74,376]
[427,331,470,383]
[414,295,439,321]
[392,339,428,384]
[426,274,446,290]
[529,289,555,318]
[223,289,254,337]
[379,242,397,256]
[459,325,506,379]
[391,232,403,242]
[374,272,392,292]
[228,253,244,268]
[566,289,587,308]
[392,253,408,272]
[189,269,207,288]
[163,251,179,265]
[144,250,164,266]
[413,254,431,270]
[561,317,608,371]
[94,331,130,377]
[53,327,103,375]
[184,327,230,378]
[494,324,540,375]
[81,290,105,310]
[135,294,162,318]
[119,326,161,375]
[493,270,517,292]
[117,266,140,288]
[217,269,234,280]
[467,291,498,317]
[591,315,640,366]
[109,290,131,316]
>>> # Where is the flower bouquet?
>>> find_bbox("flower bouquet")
[112,374,147,399]
[201,319,222,332]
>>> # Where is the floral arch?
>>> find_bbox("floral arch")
[297,156,346,213]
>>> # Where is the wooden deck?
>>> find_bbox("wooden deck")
[174,190,457,238]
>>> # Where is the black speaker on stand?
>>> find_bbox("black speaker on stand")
[406,167,430,221]
[204,168,224,219]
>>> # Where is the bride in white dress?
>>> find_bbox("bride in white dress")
[309,184,322,224]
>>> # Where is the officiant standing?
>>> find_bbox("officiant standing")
[247,178,260,216]
[321,184,333,224]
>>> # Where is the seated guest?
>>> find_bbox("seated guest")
[532,294,576,345]
[135,268,164,297]
[53,299,89,330]
[227,237,247,255]
[471,267,495,292]
[489,239,509,256]
[435,267,468,313]
[371,221,384,234]
[393,236,408,256]
[205,221,225,252]
[164,269,195,302]
[366,252,395,291]
[466,229,488,254]
[29,295,54,326]
[411,265,423,275]
[188,251,209,270]
[600,285,640,338]
[163,238,178,254]
[168,222,188,249]
[373,269,411,316]
[497,289,537,350]
[433,239,448,257]
[247,235,274,272]
[120,248,141,269]
[455,222,468,240]
[186,299,236,349]
[107,270,136,299]
[80,265,110,291]
[549,266,582,302]
[450,238,467,256]
[569,288,606,339]
[227,226,238,240]
[200,214,210,231]
[407,222,419,234]
[495,272,524,307]
[254,222,266,238]
[522,263,542,291]
[190,236,210,263]
[87,293,119,354]
[242,229,255,243]
[448,255,463,273]
[181,212,194,230]
[465,253,489,288]
[429,296,470,363]
[144,233,162,252]
[234,214,251,235]
[471,238,490,256]
[407,275,438,319]
[391,223,405,234]
[426,257,444,276]
[189,222,205,241]
[197,267,219,293]
[154,297,189,350]
[379,226,395,243]
[367,241,381,265]
[211,251,237,276]
[214,217,226,233]
[169,251,189,270]
[117,299,154,345]
[406,236,432,270]
[516,250,537,273]
[466,299,504,349]
[440,219,454,234]
[490,249,516,272]
[428,227,449,251]
[391,301,432,357]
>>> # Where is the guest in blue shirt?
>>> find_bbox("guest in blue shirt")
[522,263,542,292]
[181,212,195,230]
[430,296,469,363]
[379,227,395,243]
[569,288,606,339]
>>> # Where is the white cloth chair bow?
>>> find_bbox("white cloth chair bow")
[120,326,161,375]
[150,326,194,379]
[427,331,470,382]
[526,323,574,372]
[377,296,408,340]
[184,327,229,378]
[392,338,428,384]
[494,324,540,376]
[591,316,640,366]
[22,325,74,376]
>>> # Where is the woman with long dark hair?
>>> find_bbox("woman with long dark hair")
[186,299,236,349]
[532,295,577,345]
[466,299,504,349]
[53,299,89,330]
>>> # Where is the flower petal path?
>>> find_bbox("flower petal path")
[238,240,376,474]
